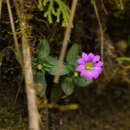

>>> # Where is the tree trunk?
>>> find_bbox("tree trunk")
[13,0,40,129]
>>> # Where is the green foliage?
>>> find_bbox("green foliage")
[33,40,93,97]
[46,57,69,75]
[66,44,79,73]
[35,39,69,76]
[37,0,70,27]
[117,57,130,61]
[36,39,50,58]
[34,71,47,97]
[61,78,74,95]
[66,44,79,63]
[74,76,93,87]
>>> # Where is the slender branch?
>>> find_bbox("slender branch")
[13,0,40,130]
[6,0,24,105]
[13,0,21,19]
[54,0,78,83]
[120,0,124,10]
[0,0,2,19]
[13,74,24,105]
[101,0,108,15]
[44,96,48,130]
[92,0,104,62]
[6,0,23,67]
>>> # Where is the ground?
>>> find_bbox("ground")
[0,78,130,130]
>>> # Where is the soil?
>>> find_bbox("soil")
[0,78,130,130]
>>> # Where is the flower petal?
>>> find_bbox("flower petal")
[76,52,103,81]
[77,58,85,65]
[96,68,102,74]
[82,52,88,62]
[80,70,87,77]
[94,61,103,67]
[87,52,94,61]
[76,65,85,72]
[93,55,100,63]
[92,67,102,78]
[85,71,93,80]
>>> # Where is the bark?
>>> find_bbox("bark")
[13,0,40,129]
[22,31,40,130]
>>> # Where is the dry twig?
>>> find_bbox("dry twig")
[92,0,104,62]
[101,0,108,15]
[0,0,2,19]
[54,0,78,83]
[6,0,25,105]
[6,0,23,67]
[120,0,124,10]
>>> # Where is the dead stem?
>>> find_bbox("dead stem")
[92,0,104,62]
[6,0,25,107]
[101,0,108,15]
[13,75,24,105]
[0,0,2,19]
[54,0,78,83]
[6,0,23,67]
[120,0,124,10]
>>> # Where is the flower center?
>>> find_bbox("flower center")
[85,62,93,71]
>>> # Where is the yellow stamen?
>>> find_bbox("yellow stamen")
[85,62,93,70]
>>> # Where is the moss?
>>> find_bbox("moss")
[0,107,27,129]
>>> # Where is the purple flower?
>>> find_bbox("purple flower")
[76,52,103,81]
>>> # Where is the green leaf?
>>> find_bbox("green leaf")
[47,64,69,76]
[38,0,44,11]
[34,71,47,96]
[61,78,74,95]
[74,76,93,87]
[37,0,70,27]
[117,57,130,61]
[36,39,50,59]
[46,57,69,75]
[66,44,79,63]
[46,56,58,65]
